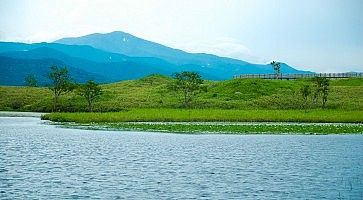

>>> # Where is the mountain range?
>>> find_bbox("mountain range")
[0,31,310,86]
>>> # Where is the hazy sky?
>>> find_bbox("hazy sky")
[1,0,362,72]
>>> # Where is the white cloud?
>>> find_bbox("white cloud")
[174,37,267,64]
[1,0,362,72]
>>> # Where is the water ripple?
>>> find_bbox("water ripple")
[0,117,363,199]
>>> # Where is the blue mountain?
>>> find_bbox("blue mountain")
[0,55,103,86]
[0,31,311,86]
[0,45,177,85]
[55,31,309,75]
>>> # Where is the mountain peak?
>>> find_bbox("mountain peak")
[55,31,133,43]
[54,30,181,58]
[107,30,131,35]
[53,31,307,76]
[1,31,308,86]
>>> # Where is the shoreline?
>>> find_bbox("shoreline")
[2,111,363,134]
[0,111,46,118]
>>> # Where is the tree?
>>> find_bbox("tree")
[25,74,37,87]
[321,78,330,108]
[48,66,73,111]
[312,77,330,108]
[170,71,205,108]
[300,84,311,110]
[270,61,281,79]
[78,80,102,112]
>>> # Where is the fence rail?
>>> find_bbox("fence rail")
[233,72,363,80]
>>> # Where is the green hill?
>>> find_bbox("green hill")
[1,75,362,112]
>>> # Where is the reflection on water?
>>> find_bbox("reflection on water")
[1,117,363,199]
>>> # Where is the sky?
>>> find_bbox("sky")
[0,0,362,72]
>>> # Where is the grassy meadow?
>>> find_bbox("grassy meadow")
[1,75,363,112]
[42,109,363,123]
[2,75,363,133]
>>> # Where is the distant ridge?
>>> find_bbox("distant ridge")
[0,56,102,86]
[54,31,310,76]
[0,31,311,86]
[0,43,177,85]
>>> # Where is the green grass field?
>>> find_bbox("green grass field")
[42,109,363,123]
[3,76,363,133]
[1,76,363,112]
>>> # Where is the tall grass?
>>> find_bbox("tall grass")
[42,109,363,123]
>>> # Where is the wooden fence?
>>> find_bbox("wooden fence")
[233,72,363,80]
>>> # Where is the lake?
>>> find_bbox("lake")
[1,116,362,199]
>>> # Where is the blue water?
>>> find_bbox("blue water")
[1,117,363,199]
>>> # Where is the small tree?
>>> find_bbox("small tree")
[312,77,330,108]
[48,66,72,111]
[270,61,281,79]
[300,84,311,110]
[312,80,320,104]
[171,71,205,108]
[78,80,102,112]
[25,74,38,87]
[321,78,329,108]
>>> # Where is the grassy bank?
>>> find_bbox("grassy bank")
[4,76,363,134]
[42,109,363,123]
[1,76,363,112]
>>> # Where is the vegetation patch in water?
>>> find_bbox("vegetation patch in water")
[57,122,363,134]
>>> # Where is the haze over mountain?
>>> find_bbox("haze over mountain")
[55,31,307,74]
[0,31,310,86]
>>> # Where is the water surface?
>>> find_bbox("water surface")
[1,117,362,199]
